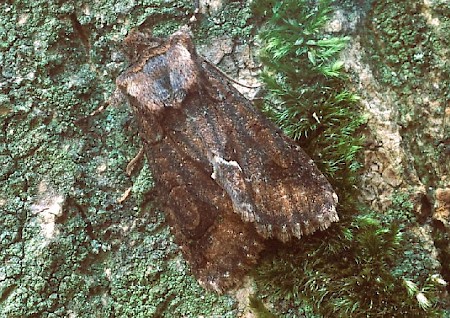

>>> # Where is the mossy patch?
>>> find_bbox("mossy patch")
[250,0,448,316]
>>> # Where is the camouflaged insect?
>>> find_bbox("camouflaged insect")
[116,27,338,293]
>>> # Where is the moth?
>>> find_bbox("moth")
[116,27,338,293]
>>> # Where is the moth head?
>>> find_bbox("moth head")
[116,26,200,113]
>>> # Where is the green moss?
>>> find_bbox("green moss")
[253,0,366,193]
[255,211,446,317]
[2,0,448,316]
[251,0,448,316]
[249,295,278,318]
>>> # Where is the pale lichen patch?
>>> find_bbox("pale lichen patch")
[30,181,65,240]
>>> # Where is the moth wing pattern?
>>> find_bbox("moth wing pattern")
[199,60,339,242]
[116,27,338,292]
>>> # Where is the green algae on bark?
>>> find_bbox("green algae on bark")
[0,0,254,316]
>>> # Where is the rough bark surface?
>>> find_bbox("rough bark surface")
[116,28,338,292]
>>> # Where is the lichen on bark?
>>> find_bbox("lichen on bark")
[2,0,450,317]
[0,0,253,316]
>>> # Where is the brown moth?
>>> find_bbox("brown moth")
[116,27,339,293]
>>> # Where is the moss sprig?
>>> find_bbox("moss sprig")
[251,0,447,316]
[253,0,366,189]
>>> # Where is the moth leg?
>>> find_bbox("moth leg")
[117,146,145,204]
[75,88,125,126]
[126,147,145,176]
[90,88,124,116]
